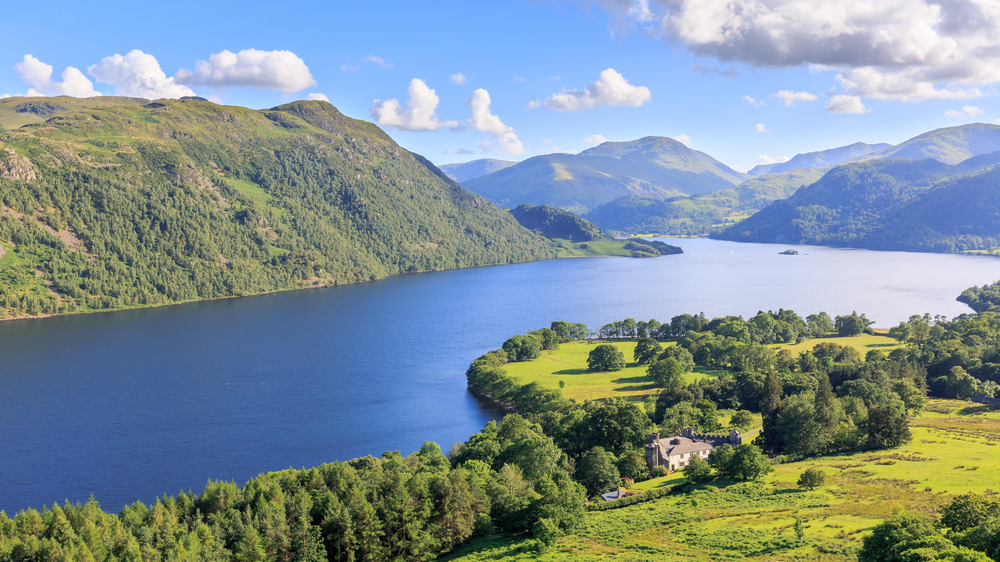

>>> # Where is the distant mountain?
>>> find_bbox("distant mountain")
[846,124,1000,165]
[584,167,828,235]
[462,137,749,214]
[0,96,556,319]
[438,158,516,183]
[748,142,891,176]
[715,153,1000,252]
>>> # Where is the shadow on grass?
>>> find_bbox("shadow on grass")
[553,368,590,376]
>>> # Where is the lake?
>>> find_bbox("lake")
[1,238,998,513]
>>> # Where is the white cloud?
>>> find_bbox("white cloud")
[946,106,984,118]
[673,133,692,146]
[756,123,770,133]
[445,146,475,155]
[364,55,394,69]
[371,78,458,131]
[513,76,527,82]
[774,90,818,106]
[465,89,524,156]
[584,134,609,146]
[206,95,223,104]
[307,93,329,102]
[743,95,764,107]
[450,73,467,85]
[826,95,870,114]
[88,50,193,99]
[532,68,651,111]
[14,55,101,98]
[755,155,790,166]
[174,49,315,92]
[582,0,1000,102]
[1,93,10,99]
[341,65,360,73]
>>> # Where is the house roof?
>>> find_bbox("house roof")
[664,441,713,457]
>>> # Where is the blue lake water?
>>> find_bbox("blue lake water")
[1,237,998,513]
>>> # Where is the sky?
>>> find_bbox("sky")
[2,0,999,171]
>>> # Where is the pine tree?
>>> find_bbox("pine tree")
[760,370,782,452]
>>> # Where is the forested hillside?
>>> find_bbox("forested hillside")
[0,97,556,319]
[716,155,1000,252]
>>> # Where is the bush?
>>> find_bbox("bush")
[650,465,668,478]
[797,468,826,490]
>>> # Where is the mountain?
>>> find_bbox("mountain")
[715,153,1000,252]
[462,137,749,214]
[584,167,828,235]
[0,96,556,319]
[438,158,516,183]
[509,203,604,242]
[846,123,1000,165]
[747,142,891,176]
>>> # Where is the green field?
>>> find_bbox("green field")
[770,331,904,356]
[443,398,1000,561]
[502,340,722,402]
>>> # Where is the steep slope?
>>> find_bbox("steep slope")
[0,97,556,319]
[847,124,1000,165]
[715,153,1000,252]
[509,204,605,241]
[462,137,749,214]
[748,142,890,176]
[439,158,516,183]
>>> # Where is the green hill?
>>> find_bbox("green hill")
[0,96,556,319]
[462,137,749,214]
[715,154,1000,252]
[509,203,605,242]
[846,123,1000,165]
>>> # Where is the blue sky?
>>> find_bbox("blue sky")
[2,0,998,171]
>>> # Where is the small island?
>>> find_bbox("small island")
[779,249,799,255]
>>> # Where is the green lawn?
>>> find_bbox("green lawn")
[503,340,723,402]
[443,398,1000,562]
[770,331,904,356]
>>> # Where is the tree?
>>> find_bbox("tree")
[797,468,826,490]
[777,393,821,456]
[940,493,1000,533]
[648,358,685,390]
[529,328,561,351]
[707,443,735,478]
[729,410,754,430]
[807,312,832,337]
[633,338,662,364]
[586,398,651,456]
[835,313,866,336]
[502,334,541,362]
[859,512,968,562]
[532,517,560,553]
[658,346,695,372]
[588,344,626,372]
[576,447,621,496]
[727,444,773,481]
[793,517,805,544]
[760,370,783,452]
[863,403,912,450]
[946,366,978,400]
[684,456,713,484]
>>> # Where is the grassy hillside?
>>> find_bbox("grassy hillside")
[748,142,891,176]
[462,137,748,215]
[443,398,1000,561]
[847,123,1000,165]
[0,96,556,319]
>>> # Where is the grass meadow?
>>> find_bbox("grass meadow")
[502,340,721,402]
[442,399,1000,561]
